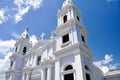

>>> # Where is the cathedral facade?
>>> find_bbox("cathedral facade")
[6,0,120,80]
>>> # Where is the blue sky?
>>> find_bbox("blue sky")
[0,0,120,79]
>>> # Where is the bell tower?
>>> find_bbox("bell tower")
[54,0,93,80]
[55,0,88,50]
[6,28,32,80]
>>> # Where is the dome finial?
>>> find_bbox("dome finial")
[62,0,73,8]
[26,26,29,33]
[21,26,29,39]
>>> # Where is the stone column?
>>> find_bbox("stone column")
[9,75,12,80]
[55,60,60,80]
[12,74,15,80]
[47,66,52,80]
[22,73,26,80]
[75,53,84,80]
[26,73,30,80]
[60,16,62,24]
[58,16,60,25]
[68,10,71,20]
[71,9,74,18]
[41,69,45,80]
[22,74,24,80]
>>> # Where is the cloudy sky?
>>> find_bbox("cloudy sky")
[0,0,120,79]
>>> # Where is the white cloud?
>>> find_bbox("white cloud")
[0,39,15,79]
[0,9,8,24]
[0,52,12,80]
[14,0,42,10]
[94,54,119,73]
[14,6,30,23]
[0,0,43,24]
[107,0,120,2]
[102,54,113,64]
[11,32,21,39]
[14,0,42,23]
[0,39,16,55]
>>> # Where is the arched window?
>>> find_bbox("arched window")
[63,15,67,23]
[77,16,80,21]
[37,56,41,65]
[15,47,18,52]
[10,61,13,67]
[85,65,91,80]
[64,65,74,80]
[81,35,86,43]
[23,47,27,54]
[64,65,73,71]
[86,73,91,80]
[85,65,90,71]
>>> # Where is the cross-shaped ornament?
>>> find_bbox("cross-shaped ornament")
[40,32,45,40]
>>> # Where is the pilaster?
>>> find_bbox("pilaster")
[22,73,26,80]
[55,60,60,80]
[47,66,52,80]
[71,9,74,18]
[75,53,84,80]
[26,73,30,80]
[41,69,45,80]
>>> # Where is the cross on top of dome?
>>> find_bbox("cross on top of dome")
[21,26,29,39]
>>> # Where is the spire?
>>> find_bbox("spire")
[62,0,73,8]
[21,26,29,39]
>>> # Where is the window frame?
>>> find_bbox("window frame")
[62,64,75,80]
[77,16,80,21]
[63,15,67,23]
[84,65,91,80]
[15,46,18,52]
[62,34,69,44]
[81,35,86,43]
[64,65,73,71]
[37,56,41,65]
[23,47,27,54]
[10,61,13,67]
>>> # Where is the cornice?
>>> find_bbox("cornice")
[53,42,79,56]
[58,3,82,17]
[10,51,24,58]
[93,65,104,76]
[25,39,56,57]
[79,42,93,57]
[54,18,88,35]
[53,42,92,59]
[58,5,73,17]
[104,70,120,77]
[6,69,22,74]
[15,38,30,46]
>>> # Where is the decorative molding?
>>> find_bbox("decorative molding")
[61,41,71,47]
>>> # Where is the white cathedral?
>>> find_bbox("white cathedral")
[6,0,120,80]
